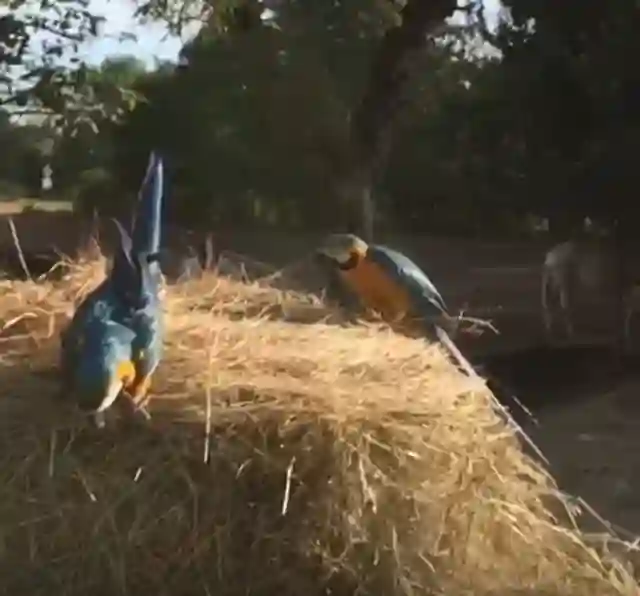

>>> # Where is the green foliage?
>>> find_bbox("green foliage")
[111,0,401,227]
[0,178,28,199]
[486,0,640,229]
[4,0,639,238]
[0,0,142,132]
[0,108,51,195]
[71,166,127,217]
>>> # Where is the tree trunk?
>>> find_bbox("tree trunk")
[343,0,458,242]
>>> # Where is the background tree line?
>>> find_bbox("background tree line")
[1,0,638,240]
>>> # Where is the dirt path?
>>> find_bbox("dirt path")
[530,381,640,537]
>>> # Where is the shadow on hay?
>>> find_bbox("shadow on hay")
[0,360,426,596]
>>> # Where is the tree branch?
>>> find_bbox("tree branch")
[344,0,459,240]
[36,22,85,42]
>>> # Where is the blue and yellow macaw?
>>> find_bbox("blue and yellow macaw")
[59,151,165,428]
[315,233,478,375]
[316,233,550,463]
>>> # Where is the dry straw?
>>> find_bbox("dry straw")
[0,251,637,596]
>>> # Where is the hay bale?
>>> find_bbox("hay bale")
[171,271,344,325]
[215,250,276,281]
[0,258,637,596]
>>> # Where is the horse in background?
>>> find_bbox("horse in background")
[541,236,640,350]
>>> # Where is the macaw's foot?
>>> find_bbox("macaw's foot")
[131,394,153,422]
[135,404,152,422]
[117,391,152,424]
[130,376,153,410]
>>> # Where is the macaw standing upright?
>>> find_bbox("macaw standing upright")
[59,152,165,428]
[315,233,549,464]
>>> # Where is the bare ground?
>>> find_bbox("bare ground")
[452,265,640,539]
[441,261,640,539]
[531,381,640,538]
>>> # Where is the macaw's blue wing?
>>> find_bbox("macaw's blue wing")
[366,244,449,319]
[128,304,164,400]
[60,286,126,369]
[106,234,163,403]
[60,282,109,380]
[60,286,137,413]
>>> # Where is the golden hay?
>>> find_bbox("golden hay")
[0,257,637,596]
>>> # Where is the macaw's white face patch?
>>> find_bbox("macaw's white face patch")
[317,234,368,265]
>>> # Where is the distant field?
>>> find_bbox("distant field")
[0,199,73,215]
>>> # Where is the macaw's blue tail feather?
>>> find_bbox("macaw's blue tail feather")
[132,151,164,258]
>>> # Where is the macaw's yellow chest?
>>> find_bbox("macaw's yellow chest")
[340,259,412,323]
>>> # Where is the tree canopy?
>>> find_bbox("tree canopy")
[2,0,639,239]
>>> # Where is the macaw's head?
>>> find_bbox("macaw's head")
[315,233,369,270]
[72,321,136,415]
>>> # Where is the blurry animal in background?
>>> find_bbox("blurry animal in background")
[315,233,494,376]
[58,151,166,428]
[542,238,640,348]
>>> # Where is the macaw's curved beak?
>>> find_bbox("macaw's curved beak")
[316,235,363,265]
[91,359,136,423]
[315,248,348,269]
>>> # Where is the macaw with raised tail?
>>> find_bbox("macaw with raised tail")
[316,233,549,464]
[315,233,478,375]
[59,152,165,428]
